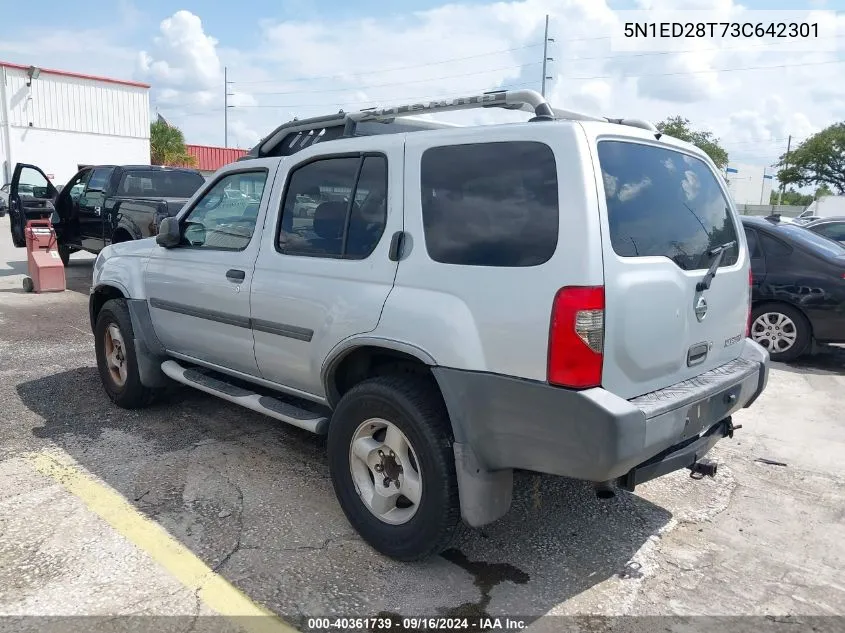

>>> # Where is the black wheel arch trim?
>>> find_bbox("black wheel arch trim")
[320,337,438,407]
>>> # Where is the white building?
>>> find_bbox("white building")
[724,162,775,206]
[0,61,150,186]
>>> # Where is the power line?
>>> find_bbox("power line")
[231,82,542,109]
[153,81,539,115]
[229,34,842,89]
[246,63,542,96]
[563,58,845,81]
[231,44,544,85]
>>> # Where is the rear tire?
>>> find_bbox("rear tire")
[750,303,811,362]
[94,299,156,409]
[328,375,461,561]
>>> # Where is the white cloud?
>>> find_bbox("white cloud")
[138,11,221,91]
[2,0,843,169]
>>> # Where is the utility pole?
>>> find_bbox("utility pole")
[776,134,792,207]
[224,66,228,148]
[541,15,555,97]
[760,168,767,205]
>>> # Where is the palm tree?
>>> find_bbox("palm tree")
[150,117,197,167]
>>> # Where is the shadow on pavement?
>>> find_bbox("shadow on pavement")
[17,367,672,626]
[778,344,845,375]
[0,260,28,277]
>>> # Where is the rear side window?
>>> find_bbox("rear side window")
[598,141,739,270]
[277,155,388,259]
[118,170,205,198]
[759,232,792,258]
[420,141,559,267]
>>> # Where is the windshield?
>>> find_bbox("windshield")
[117,170,204,198]
[598,140,739,271]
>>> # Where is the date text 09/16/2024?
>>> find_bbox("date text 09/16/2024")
[623,22,819,39]
[307,617,527,631]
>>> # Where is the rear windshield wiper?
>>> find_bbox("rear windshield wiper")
[696,240,737,292]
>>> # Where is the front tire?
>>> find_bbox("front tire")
[750,303,811,362]
[94,299,155,408]
[328,375,461,561]
[10,213,25,248]
[58,243,72,267]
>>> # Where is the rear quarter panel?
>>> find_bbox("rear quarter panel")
[378,122,605,379]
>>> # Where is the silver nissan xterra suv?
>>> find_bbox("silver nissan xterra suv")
[89,89,770,561]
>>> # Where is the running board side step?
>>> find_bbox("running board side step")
[160,360,329,434]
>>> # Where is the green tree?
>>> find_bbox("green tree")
[815,184,833,199]
[656,116,729,169]
[776,123,845,194]
[769,188,813,206]
[150,118,196,167]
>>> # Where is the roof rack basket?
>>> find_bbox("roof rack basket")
[240,89,658,160]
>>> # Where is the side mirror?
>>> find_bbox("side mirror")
[156,217,181,248]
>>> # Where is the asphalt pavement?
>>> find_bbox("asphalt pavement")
[1,214,844,632]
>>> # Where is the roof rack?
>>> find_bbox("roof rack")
[239,89,657,160]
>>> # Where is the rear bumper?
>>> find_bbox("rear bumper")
[434,339,769,484]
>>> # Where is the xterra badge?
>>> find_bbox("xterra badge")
[724,333,743,347]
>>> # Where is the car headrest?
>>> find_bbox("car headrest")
[313,201,348,239]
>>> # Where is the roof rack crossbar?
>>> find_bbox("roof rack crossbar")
[348,89,554,123]
[241,88,658,160]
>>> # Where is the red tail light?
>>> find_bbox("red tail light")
[746,268,753,337]
[548,286,604,389]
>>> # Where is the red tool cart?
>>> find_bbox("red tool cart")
[22,219,66,293]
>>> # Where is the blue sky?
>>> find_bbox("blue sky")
[2,0,843,173]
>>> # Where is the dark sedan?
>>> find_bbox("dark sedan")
[803,216,845,245]
[741,215,845,361]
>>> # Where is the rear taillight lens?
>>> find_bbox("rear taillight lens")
[746,269,753,337]
[548,286,604,389]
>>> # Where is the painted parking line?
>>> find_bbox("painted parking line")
[25,448,298,633]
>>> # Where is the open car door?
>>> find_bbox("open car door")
[9,163,58,247]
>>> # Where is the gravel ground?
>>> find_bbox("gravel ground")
[1,215,843,632]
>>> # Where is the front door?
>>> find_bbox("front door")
[250,136,403,398]
[145,164,274,376]
[9,164,58,247]
[77,167,113,251]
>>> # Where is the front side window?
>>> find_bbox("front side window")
[17,167,53,199]
[420,141,559,267]
[86,168,112,193]
[278,155,388,259]
[63,171,91,203]
[180,170,267,251]
[598,141,739,270]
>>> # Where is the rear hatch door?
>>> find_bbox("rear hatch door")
[591,134,750,400]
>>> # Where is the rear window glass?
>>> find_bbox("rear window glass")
[118,170,205,198]
[598,141,738,271]
[420,141,559,267]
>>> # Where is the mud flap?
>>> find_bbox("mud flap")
[454,442,513,527]
[126,299,169,388]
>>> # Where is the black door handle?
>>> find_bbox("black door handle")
[388,231,406,261]
[226,269,245,282]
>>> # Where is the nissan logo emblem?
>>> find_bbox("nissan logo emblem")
[694,295,708,322]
